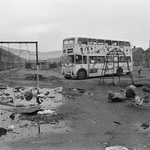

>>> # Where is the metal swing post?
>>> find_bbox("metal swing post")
[35,41,41,136]
[117,49,121,82]
[99,56,107,85]
[36,42,40,94]
[112,50,115,85]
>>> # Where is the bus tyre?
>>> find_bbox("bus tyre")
[116,67,123,76]
[64,76,71,79]
[77,70,86,80]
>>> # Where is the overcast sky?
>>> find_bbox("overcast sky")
[0,0,150,52]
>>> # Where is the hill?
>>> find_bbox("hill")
[2,46,62,60]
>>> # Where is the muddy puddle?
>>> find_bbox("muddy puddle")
[0,86,91,142]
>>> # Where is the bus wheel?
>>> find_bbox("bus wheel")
[116,67,123,76]
[77,70,86,80]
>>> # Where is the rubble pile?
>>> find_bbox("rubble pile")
[25,74,59,81]
[25,74,47,80]
[18,111,64,124]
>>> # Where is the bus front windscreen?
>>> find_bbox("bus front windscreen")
[63,38,75,45]
[61,55,74,64]
[68,55,75,63]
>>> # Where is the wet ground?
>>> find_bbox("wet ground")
[0,87,66,141]
[1,66,150,150]
[0,85,92,144]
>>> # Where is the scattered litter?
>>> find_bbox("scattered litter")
[108,91,124,102]
[48,96,56,98]
[0,127,14,137]
[5,93,10,96]
[19,123,28,128]
[37,109,55,115]
[134,83,144,87]
[114,121,121,125]
[45,92,50,96]
[0,86,82,141]
[57,90,62,93]
[92,120,98,123]
[48,76,59,80]
[37,93,45,97]
[7,125,15,130]
[105,145,130,150]
[25,74,47,80]
[25,74,59,81]
[0,127,7,137]
[0,84,7,90]
[140,122,149,129]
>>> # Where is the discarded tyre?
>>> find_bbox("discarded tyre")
[24,91,33,101]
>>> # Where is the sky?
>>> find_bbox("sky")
[0,0,150,52]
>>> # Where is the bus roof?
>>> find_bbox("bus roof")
[63,36,130,43]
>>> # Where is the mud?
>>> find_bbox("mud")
[0,66,150,150]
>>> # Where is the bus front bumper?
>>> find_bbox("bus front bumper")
[64,73,76,79]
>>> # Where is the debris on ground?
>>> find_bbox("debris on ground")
[62,88,83,99]
[108,90,125,102]
[18,111,64,125]
[7,125,15,130]
[37,109,55,115]
[140,122,149,129]
[105,145,130,150]
[25,74,47,80]
[0,127,7,137]
[10,113,16,120]
[134,83,144,87]
[0,84,7,90]
[114,121,121,125]
[0,127,13,137]
[25,74,60,81]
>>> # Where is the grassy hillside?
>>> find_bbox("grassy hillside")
[2,46,62,60]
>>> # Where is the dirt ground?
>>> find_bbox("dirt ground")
[1,66,150,150]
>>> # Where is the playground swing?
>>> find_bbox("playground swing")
[0,42,41,113]
[99,47,134,85]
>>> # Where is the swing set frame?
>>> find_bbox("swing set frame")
[0,41,40,91]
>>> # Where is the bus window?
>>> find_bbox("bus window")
[63,40,68,45]
[89,39,96,44]
[127,56,131,62]
[114,56,119,61]
[105,40,111,45]
[97,39,104,45]
[119,41,125,46]
[78,38,88,45]
[125,42,130,47]
[76,55,82,64]
[89,56,97,64]
[97,56,105,63]
[68,55,74,63]
[68,38,75,44]
[119,56,126,62]
[112,41,118,46]
[106,56,113,62]
[83,56,87,64]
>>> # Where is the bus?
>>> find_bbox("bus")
[61,36,133,80]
